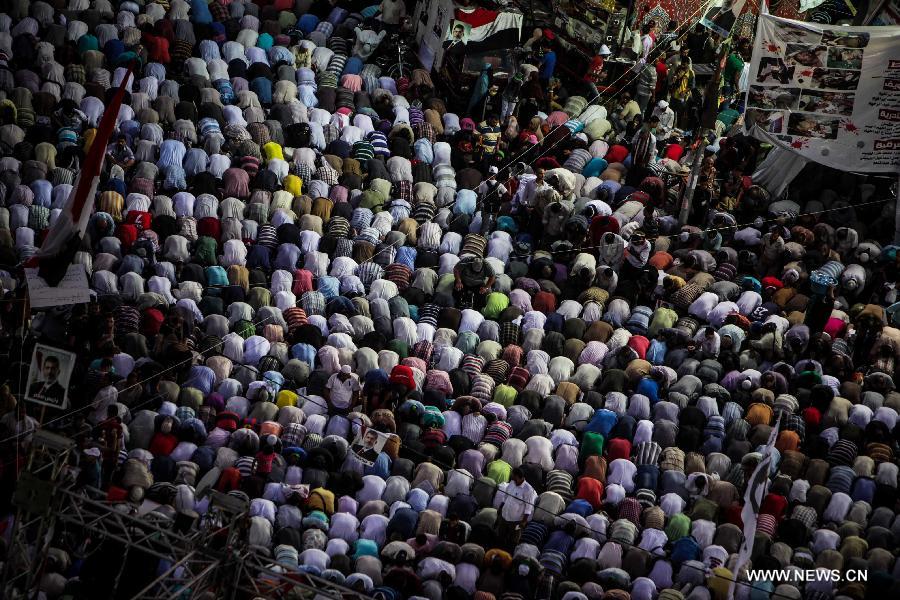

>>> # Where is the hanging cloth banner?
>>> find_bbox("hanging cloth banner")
[744,15,900,173]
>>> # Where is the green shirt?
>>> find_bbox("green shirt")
[722,52,744,85]
[482,292,510,320]
[487,460,512,484]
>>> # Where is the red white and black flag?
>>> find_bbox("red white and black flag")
[453,6,523,53]
[31,62,136,287]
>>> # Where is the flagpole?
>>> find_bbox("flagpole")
[727,416,780,600]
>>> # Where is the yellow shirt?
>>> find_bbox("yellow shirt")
[263,141,284,161]
[620,100,641,121]
[283,174,302,197]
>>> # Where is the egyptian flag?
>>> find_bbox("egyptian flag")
[31,62,136,286]
[454,6,523,53]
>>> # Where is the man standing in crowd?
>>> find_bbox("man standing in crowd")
[723,37,751,97]
[478,114,502,169]
[635,59,658,115]
[538,40,557,87]
[325,364,362,413]
[454,256,496,309]
[497,467,537,548]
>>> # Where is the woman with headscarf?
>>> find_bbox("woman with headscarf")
[467,64,493,121]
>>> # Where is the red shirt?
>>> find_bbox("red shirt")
[589,215,620,245]
[389,365,416,391]
[655,62,668,94]
[606,438,632,462]
[605,144,630,164]
[628,335,650,359]
[584,56,605,83]
[663,144,685,161]
[761,493,789,520]
[532,291,557,313]
[576,477,604,510]
[149,431,178,457]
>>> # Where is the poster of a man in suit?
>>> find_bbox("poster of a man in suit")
[25,344,75,409]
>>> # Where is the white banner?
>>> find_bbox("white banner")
[744,15,900,173]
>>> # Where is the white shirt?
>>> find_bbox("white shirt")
[499,479,538,523]
[607,459,637,493]
[326,373,361,410]
[328,512,359,543]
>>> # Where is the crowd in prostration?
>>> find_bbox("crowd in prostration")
[0,1,899,600]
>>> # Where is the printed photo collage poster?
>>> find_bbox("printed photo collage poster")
[744,15,900,173]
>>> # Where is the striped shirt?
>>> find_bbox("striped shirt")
[99,191,125,222]
[478,123,500,155]
[283,307,309,331]
[257,225,278,248]
[301,291,326,316]
[49,168,76,186]
[235,456,257,477]
[461,413,487,444]
[412,200,436,224]
[418,303,440,328]
[384,263,412,290]
[482,421,512,447]
[356,262,384,288]
[326,216,352,239]
[114,305,141,335]
[368,131,389,156]
[64,64,86,85]
[352,140,375,162]
[827,439,857,467]
[634,442,662,466]
[469,374,494,404]
[417,222,441,251]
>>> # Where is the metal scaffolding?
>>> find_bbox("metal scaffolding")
[2,432,376,600]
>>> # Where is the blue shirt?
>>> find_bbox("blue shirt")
[539,51,557,80]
